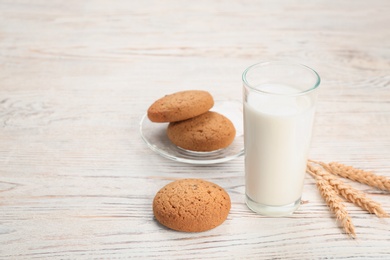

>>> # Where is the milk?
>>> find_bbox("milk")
[244,84,315,207]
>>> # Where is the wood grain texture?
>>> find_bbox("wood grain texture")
[1,0,389,259]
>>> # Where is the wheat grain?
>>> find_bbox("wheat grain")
[327,162,390,191]
[307,163,389,218]
[314,176,356,238]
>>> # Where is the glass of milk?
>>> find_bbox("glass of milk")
[242,61,320,217]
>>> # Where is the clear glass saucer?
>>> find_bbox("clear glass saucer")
[139,100,244,165]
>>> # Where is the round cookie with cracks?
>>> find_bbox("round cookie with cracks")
[147,90,214,123]
[153,179,231,232]
[167,111,236,152]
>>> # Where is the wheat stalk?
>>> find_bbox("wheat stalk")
[323,161,390,192]
[311,174,356,238]
[307,163,389,218]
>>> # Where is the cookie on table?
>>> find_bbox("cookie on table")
[153,179,231,232]
[147,90,214,123]
[167,111,236,152]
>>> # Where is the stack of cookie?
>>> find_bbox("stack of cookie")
[147,90,236,152]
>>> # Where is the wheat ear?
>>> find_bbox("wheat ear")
[307,163,389,218]
[324,162,390,192]
[312,175,356,238]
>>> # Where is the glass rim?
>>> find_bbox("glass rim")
[242,61,321,96]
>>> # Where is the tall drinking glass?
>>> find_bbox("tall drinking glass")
[242,61,320,216]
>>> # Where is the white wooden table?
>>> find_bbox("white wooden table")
[1,1,389,259]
